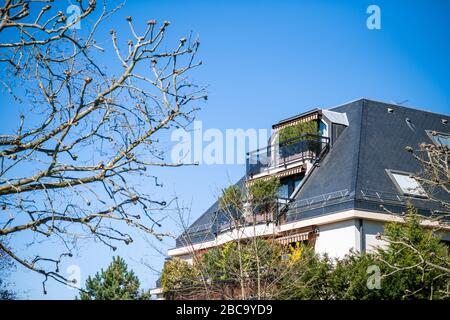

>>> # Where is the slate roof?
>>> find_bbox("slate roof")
[176,98,450,248]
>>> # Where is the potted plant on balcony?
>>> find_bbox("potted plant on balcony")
[248,177,281,218]
[219,185,244,219]
[278,121,320,159]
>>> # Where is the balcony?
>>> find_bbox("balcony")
[212,196,291,233]
[175,196,291,246]
[246,134,330,177]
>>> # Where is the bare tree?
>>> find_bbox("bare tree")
[406,139,449,214]
[371,139,450,286]
[0,0,206,293]
[0,238,16,299]
[160,180,326,300]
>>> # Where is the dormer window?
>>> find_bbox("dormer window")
[426,130,450,148]
[386,170,426,197]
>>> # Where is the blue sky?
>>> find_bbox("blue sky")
[3,0,450,299]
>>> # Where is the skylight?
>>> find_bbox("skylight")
[388,171,426,197]
[427,131,450,148]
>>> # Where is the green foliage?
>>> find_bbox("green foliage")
[79,256,149,300]
[328,251,379,300]
[249,177,280,211]
[201,242,239,281]
[165,207,450,300]
[328,210,450,300]
[219,185,243,212]
[278,121,319,145]
[374,211,450,299]
[160,257,199,293]
[201,240,283,284]
[275,244,332,299]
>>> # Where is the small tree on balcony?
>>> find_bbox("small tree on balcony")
[249,177,281,214]
[278,121,321,158]
[219,185,244,213]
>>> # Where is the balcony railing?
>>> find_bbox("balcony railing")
[246,134,330,177]
[178,196,291,243]
[212,196,291,234]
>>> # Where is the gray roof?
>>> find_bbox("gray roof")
[175,176,246,247]
[176,98,450,247]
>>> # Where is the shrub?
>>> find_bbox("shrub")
[249,177,280,212]
[278,121,319,145]
[275,244,332,299]
[219,185,243,212]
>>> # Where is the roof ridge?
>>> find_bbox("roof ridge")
[353,99,366,200]
[330,98,449,117]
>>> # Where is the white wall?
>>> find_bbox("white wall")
[363,219,450,251]
[363,220,387,252]
[314,219,358,259]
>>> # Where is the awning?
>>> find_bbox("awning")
[275,232,310,245]
[246,165,306,185]
[273,110,321,130]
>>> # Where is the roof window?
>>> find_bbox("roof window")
[387,170,426,197]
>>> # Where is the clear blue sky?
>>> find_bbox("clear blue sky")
[3,0,450,299]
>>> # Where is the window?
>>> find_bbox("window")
[387,170,426,197]
[426,130,450,148]
[319,120,328,137]
[278,174,303,198]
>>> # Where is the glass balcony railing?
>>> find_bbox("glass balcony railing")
[246,134,330,177]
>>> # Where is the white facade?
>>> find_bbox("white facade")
[152,211,450,299]
[315,219,359,259]
[168,210,448,258]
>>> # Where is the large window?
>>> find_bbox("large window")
[426,130,450,148]
[387,170,426,197]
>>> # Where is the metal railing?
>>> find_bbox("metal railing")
[181,189,448,246]
[213,196,291,233]
[182,196,291,239]
[359,189,407,204]
[246,134,329,177]
[286,189,353,218]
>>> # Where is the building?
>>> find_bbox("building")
[151,98,450,299]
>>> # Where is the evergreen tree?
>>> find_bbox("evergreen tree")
[79,256,149,300]
[0,241,16,300]
[160,209,449,300]
[328,211,450,300]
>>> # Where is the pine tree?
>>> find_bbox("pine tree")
[79,256,149,300]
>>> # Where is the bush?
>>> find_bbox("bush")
[278,121,319,145]
[161,258,199,294]
[327,251,380,300]
[163,208,450,300]
[219,185,243,212]
[249,177,280,212]
[275,244,332,299]
[328,210,450,300]
[374,211,450,299]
